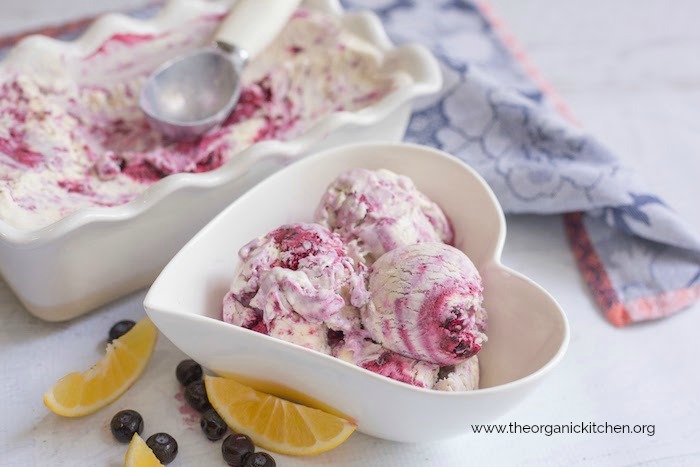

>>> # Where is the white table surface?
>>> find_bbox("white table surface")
[2,1,700,466]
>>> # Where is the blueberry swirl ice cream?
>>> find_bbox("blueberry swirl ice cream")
[222,169,486,391]
[222,223,370,354]
[315,168,454,263]
[333,334,440,389]
[0,9,407,230]
[362,242,487,366]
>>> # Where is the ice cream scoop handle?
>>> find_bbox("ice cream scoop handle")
[215,0,302,59]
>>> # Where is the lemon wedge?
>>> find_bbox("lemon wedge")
[205,375,356,456]
[124,433,163,467]
[44,317,157,417]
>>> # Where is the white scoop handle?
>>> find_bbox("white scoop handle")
[215,0,302,59]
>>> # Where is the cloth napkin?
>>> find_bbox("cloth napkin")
[2,0,698,327]
[344,0,700,327]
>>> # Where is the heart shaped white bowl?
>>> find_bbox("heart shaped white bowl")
[144,143,569,442]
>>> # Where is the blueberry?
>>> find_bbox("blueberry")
[200,408,227,441]
[110,409,143,443]
[184,380,210,412]
[244,452,276,467]
[146,432,178,464]
[176,359,203,386]
[108,320,136,342]
[222,433,255,466]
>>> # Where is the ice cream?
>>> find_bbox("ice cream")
[0,9,407,231]
[315,168,454,263]
[434,356,480,391]
[362,242,487,366]
[222,223,370,353]
[333,334,439,389]
[222,171,486,391]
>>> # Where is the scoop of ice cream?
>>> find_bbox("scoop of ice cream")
[333,335,439,388]
[222,223,370,353]
[434,356,480,391]
[362,242,487,366]
[315,168,453,263]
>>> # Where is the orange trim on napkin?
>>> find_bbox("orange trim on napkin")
[625,285,700,322]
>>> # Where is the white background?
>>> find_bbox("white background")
[1,1,699,465]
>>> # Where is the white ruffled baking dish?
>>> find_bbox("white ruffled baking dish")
[0,0,441,321]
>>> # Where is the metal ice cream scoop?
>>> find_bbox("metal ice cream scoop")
[139,0,300,141]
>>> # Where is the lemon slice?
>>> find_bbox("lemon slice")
[205,375,356,456]
[124,433,163,467]
[44,317,158,417]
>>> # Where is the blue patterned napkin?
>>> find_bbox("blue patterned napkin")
[342,0,700,326]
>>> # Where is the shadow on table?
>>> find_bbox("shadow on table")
[0,278,148,350]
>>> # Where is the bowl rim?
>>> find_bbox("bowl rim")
[0,0,442,247]
[144,141,570,399]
